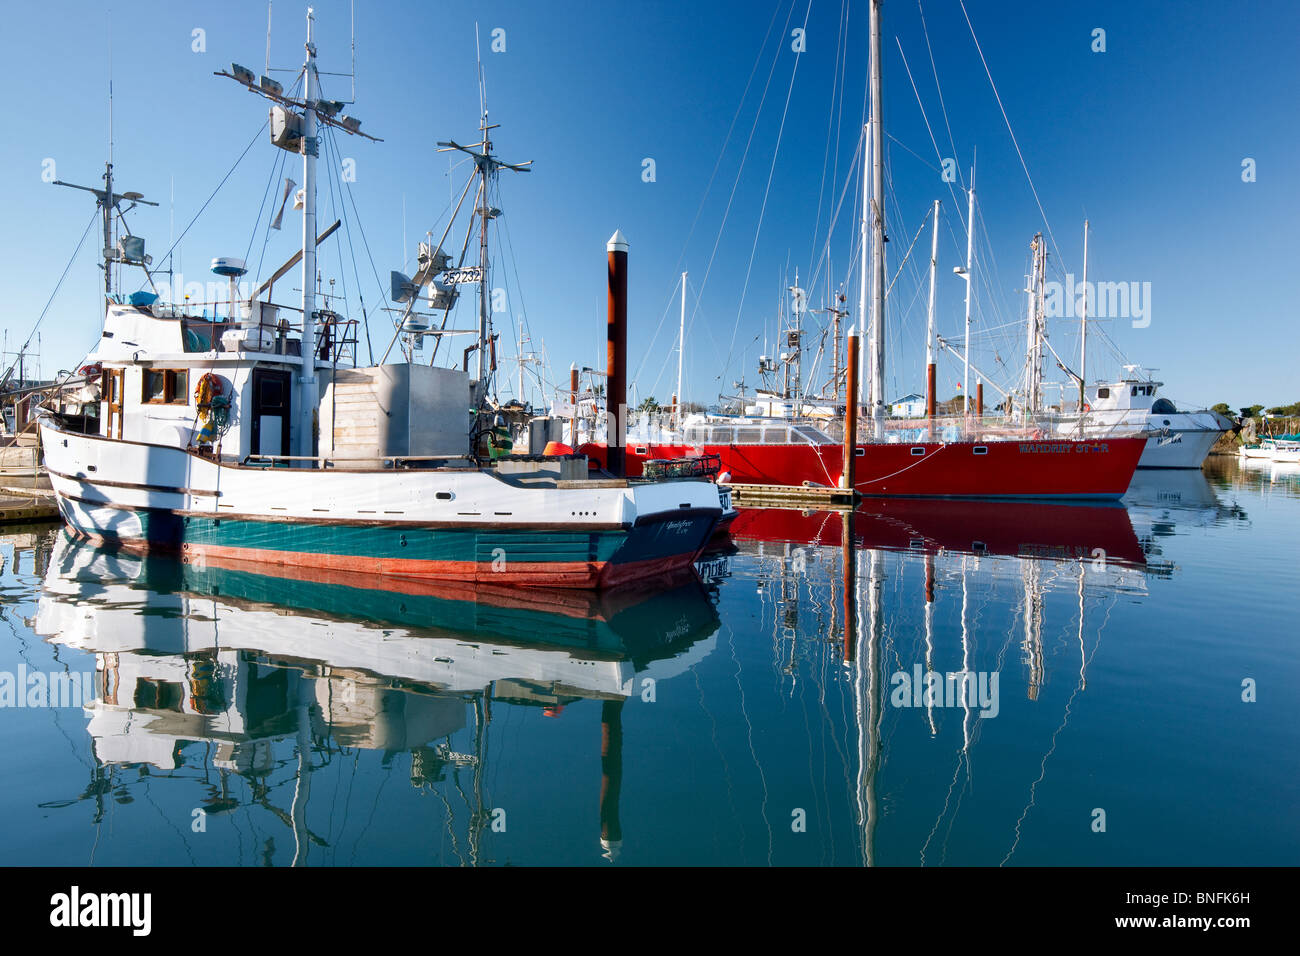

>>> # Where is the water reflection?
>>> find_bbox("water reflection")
[32,534,720,865]
[12,465,1278,865]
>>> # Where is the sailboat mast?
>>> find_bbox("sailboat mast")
[961,172,975,419]
[478,120,490,389]
[867,0,885,441]
[298,9,320,458]
[924,199,939,427]
[677,271,686,425]
[1079,219,1090,412]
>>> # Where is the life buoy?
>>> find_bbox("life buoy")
[194,372,224,406]
[193,373,229,445]
[1082,403,1091,413]
[79,362,103,377]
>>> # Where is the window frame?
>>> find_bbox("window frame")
[142,368,190,406]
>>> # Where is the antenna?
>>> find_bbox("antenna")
[265,1,272,76]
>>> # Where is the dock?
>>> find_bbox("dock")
[0,483,58,525]
[724,482,858,509]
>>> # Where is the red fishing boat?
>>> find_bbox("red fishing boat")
[581,418,1146,500]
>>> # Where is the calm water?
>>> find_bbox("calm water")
[2,456,1296,866]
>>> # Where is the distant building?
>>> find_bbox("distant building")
[888,393,926,418]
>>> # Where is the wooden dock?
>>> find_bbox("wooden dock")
[0,484,58,525]
[724,482,858,510]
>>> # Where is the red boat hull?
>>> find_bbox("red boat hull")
[581,436,1146,500]
[723,497,1146,568]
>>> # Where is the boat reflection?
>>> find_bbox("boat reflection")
[34,533,720,865]
[712,498,1157,865]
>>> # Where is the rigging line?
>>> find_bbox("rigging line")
[894,38,967,235]
[631,273,682,389]
[957,0,1062,265]
[329,126,397,357]
[691,0,799,380]
[916,0,964,192]
[7,209,97,368]
[806,0,850,282]
[724,0,815,382]
[242,140,286,276]
[138,119,270,293]
[325,134,375,364]
[670,3,784,286]
[252,148,289,287]
[884,206,931,300]
[805,134,865,309]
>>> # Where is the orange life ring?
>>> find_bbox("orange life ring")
[194,372,224,406]
[79,362,103,377]
[1083,403,1091,413]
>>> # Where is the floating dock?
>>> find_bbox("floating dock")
[724,482,858,509]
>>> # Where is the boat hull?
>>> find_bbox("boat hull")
[582,435,1147,499]
[41,423,722,589]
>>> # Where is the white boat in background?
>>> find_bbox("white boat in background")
[1239,436,1300,463]
[1054,371,1231,469]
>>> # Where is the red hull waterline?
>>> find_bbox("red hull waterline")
[582,436,1147,499]
[75,532,701,590]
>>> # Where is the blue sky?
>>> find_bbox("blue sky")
[2,0,1296,410]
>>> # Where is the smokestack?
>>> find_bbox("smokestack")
[976,381,984,420]
[607,230,629,477]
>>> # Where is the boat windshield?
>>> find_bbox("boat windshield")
[681,423,833,445]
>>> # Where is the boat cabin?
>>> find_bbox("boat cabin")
[1088,377,1176,415]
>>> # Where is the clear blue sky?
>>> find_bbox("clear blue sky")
[2,0,1296,411]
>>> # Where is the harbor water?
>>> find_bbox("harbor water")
[1,456,1296,866]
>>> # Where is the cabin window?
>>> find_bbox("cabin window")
[710,428,734,444]
[1096,387,1110,399]
[143,369,189,405]
[735,428,762,443]
[683,427,705,443]
[762,427,789,443]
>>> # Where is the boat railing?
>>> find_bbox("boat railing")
[240,453,476,470]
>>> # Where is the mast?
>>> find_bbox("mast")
[960,172,975,421]
[867,0,886,441]
[298,8,320,459]
[677,271,687,426]
[478,116,490,387]
[924,199,939,430]
[1079,219,1090,414]
[857,121,870,415]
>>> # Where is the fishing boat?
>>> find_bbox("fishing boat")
[35,11,723,589]
[583,1,1147,500]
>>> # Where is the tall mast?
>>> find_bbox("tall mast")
[924,199,939,430]
[1079,219,1089,413]
[478,115,490,388]
[867,0,886,440]
[857,122,870,414]
[961,171,976,420]
[676,271,687,426]
[298,8,320,458]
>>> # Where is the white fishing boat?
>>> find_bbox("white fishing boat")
[1053,371,1232,469]
[36,11,723,589]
